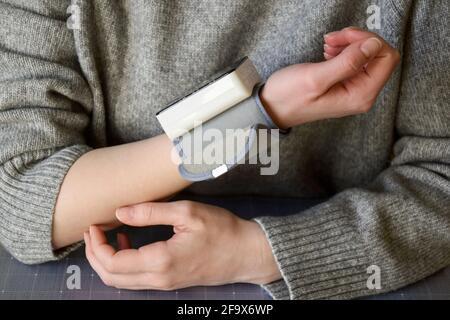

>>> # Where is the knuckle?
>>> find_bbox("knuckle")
[347,88,377,114]
[343,27,360,37]
[178,201,198,220]
[360,102,374,113]
[101,275,114,287]
[343,55,361,72]
[304,75,322,93]
[195,215,208,229]
[391,49,401,64]
[344,26,367,33]
[143,273,158,288]
[344,26,361,31]
[178,200,195,212]
[140,243,173,273]
[136,204,153,220]
[384,45,401,64]
[343,27,376,40]
[157,252,173,272]
[347,104,361,114]
[354,100,375,113]
[104,258,116,273]
[155,276,174,290]
[112,283,123,289]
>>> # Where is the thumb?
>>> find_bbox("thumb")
[116,202,182,227]
[314,37,383,90]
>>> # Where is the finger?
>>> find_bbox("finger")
[314,83,366,117]
[116,202,184,227]
[89,225,148,273]
[89,225,116,257]
[324,28,400,91]
[85,231,113,283]
[324,26,374,47]
[324,44,346,57]
[360,46,401,90]
[314,37,383,90]
[339,42,400,99]
[324,52,333,60]
[317,46,399,116]
[84,231,115,281]
[117,233,131,250]
[85,232,158,290]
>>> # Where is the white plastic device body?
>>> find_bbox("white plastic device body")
[156,57,261,140]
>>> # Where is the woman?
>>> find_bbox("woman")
[0,0,448,299]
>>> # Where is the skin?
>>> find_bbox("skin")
[84,202,280,289]
[260,27,400,128]
[57,27,401,289]
[53,134,191,248]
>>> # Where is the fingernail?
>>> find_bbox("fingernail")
[83,231,89,238]
[324,52,333,60]
[360,37,383,58]
[116,207,133,220]
[324,31,338,39]
[343,26,361,31]
[324,43,330,50]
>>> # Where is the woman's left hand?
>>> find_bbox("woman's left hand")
[84,200,281,290]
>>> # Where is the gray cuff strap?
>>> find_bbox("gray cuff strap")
[253,83,291,135]
[174,84,288,181]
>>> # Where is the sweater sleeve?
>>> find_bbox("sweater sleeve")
[0,1,93,264]
[255,0,450,299]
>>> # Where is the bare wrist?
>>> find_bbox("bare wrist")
[259,86,290,130]
[236,219,282,285]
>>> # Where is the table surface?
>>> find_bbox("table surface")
[1,195,449,300]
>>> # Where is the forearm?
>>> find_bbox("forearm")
[53,134,191,249]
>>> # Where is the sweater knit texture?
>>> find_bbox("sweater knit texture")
[0,0,449,299]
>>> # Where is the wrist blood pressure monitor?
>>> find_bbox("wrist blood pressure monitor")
[156,57,288,181]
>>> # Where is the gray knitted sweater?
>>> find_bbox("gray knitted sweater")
[0,0,449,299]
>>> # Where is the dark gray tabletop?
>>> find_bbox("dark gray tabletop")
[0,195,449,300]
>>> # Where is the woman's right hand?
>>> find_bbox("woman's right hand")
[259,27,401,129]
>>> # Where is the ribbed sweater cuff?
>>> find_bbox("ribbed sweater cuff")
[0,145,92,264]
[254,203,371,300]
